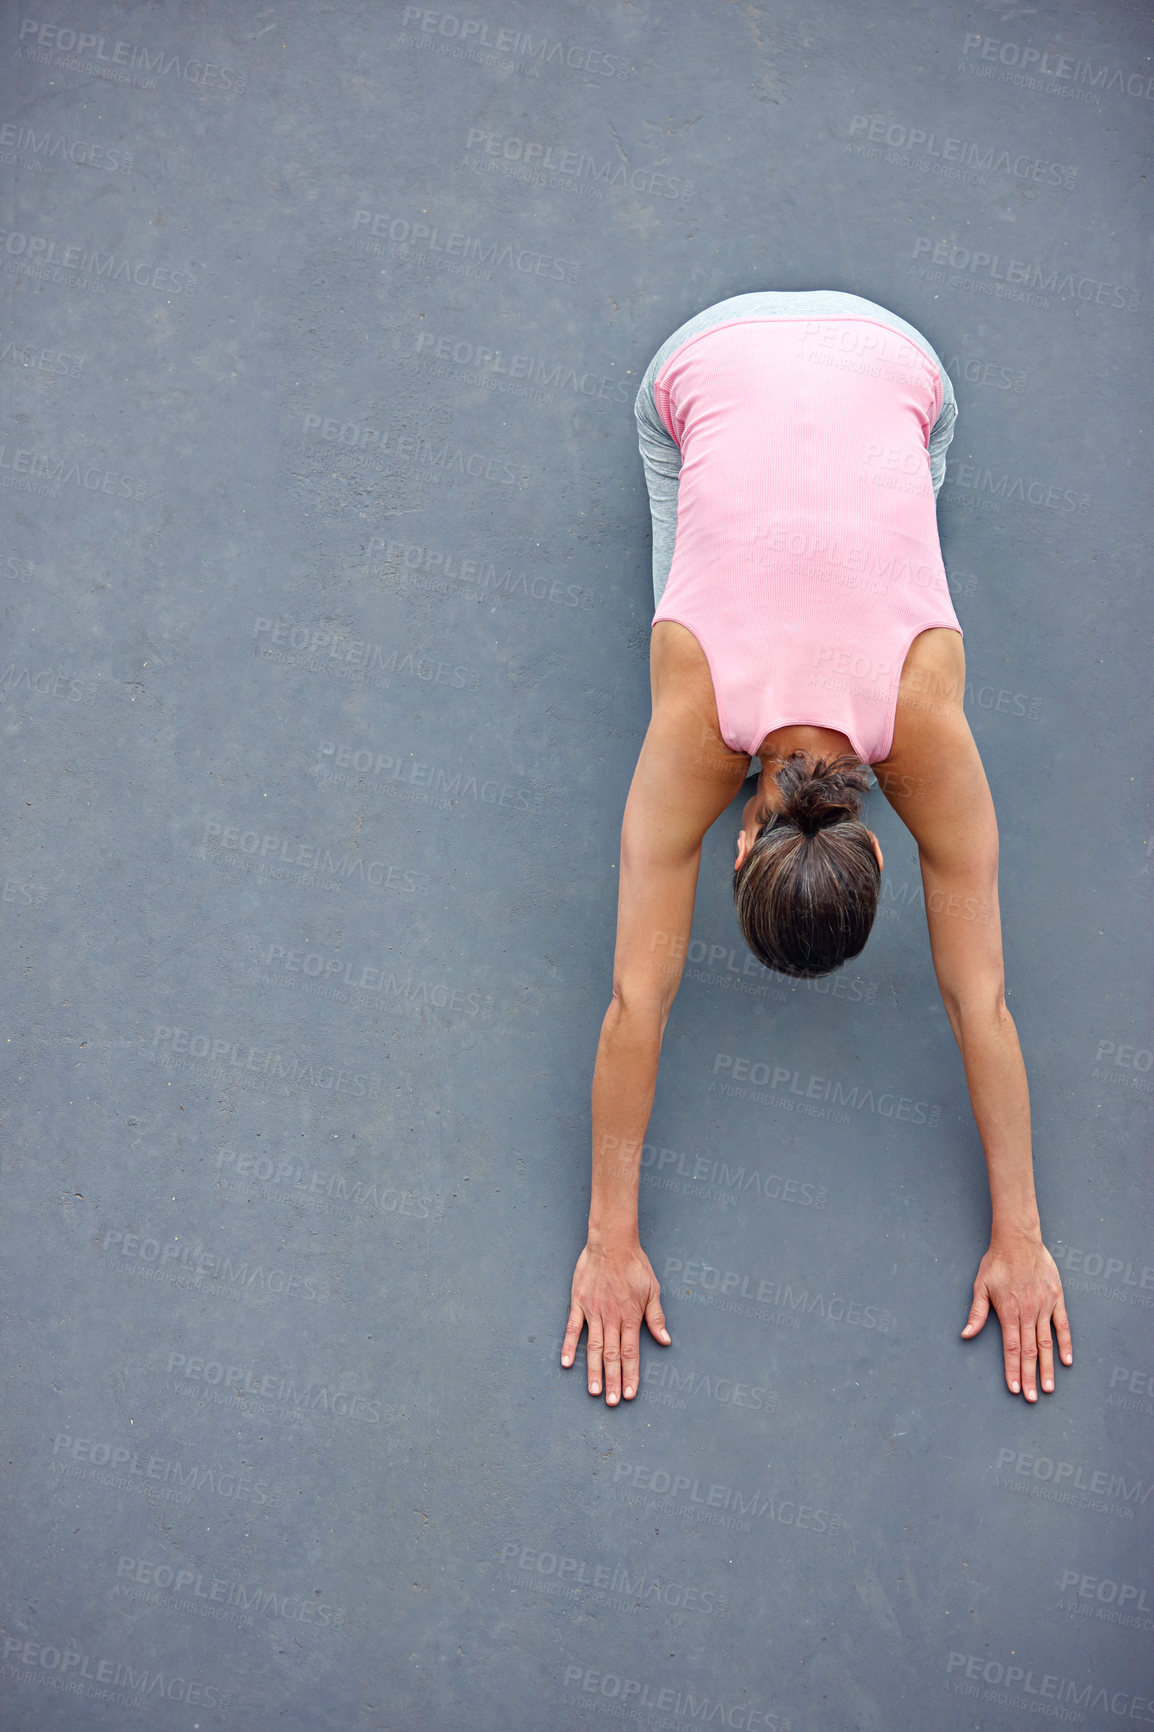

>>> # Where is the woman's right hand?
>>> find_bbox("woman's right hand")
[562,1238,671,1406]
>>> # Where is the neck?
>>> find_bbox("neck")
[756,725,856,810]
[757,724,856,765]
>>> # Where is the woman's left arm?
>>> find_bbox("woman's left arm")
[881,702,1073,1401]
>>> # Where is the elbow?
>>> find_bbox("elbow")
[608,979,674,1035]
[943,984,1010,1046]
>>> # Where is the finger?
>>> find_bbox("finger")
[1001,1322,1022,1396]
[620,1320,641,1402]
[961,1287,989,1339]
[602,1325,622,1407]
[586,1324,603,1398]
[1053,1295,1074,1366]
[645,1292,671,1347]
[561,1301,585,1369]
[1020,1320,1039,1402]
[1037,1316,1055,1395]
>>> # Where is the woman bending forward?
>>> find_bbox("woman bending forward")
[562,290,1072,1407]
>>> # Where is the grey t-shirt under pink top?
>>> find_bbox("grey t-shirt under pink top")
[635,291,961,765]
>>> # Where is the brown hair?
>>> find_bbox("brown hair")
[733,751,879,978]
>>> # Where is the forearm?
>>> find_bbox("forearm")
[956,1003,1041,1237]
[587,996,665,1247]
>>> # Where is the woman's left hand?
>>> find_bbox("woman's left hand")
[961,1234,1073,1400]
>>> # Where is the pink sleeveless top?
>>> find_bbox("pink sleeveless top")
[651,317,962,764]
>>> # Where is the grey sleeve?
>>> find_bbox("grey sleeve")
[634,379,682,611]
[927,362,958,498]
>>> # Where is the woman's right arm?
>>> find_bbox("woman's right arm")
[562,703,745,1406]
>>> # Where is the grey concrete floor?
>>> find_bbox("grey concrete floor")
[1,2,1151,1728]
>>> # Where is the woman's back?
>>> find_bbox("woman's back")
[650,312,962,765]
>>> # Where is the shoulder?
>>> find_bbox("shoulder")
[649,622,748,781]
[874,628,966,797]
[874,629,996,867]
[627,626,750,861]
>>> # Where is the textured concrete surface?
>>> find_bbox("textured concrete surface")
[0,2,1151,1727]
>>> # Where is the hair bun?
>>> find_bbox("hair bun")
[776,751,869,837]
